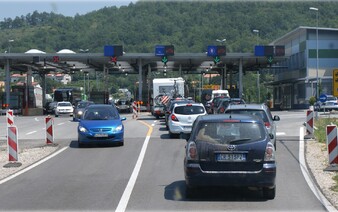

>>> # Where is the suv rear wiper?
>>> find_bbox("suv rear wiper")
[229,138,251,144]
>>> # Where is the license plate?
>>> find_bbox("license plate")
[94,133,108,137]
[184,127,192,131]
[216,153,246,162]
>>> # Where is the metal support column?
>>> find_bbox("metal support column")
[5,59,10,109]
[138,59,143,101]
[221,64,227,90]
[239,58,243,98]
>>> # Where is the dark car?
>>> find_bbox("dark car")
[73,100,94,121]
[184,114,276,199]
[77,104,126,147]
[209,96,229,114]
[216,98,246,114]
[43,101,57,115]
[116,99,132,113]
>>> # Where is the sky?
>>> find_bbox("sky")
[0,0,137,20]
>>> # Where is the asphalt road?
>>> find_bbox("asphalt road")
[0,110,331,211]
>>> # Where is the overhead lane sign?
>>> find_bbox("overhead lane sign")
[207,45,226,64]
[155,45,175,65]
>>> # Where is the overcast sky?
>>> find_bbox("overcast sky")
[0,0,137,20]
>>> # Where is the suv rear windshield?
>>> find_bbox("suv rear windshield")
[226,109,268,122]
[194,122,265,144]
[174,105,205,115]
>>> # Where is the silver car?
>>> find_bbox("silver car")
[224,104,280,150]
[168,103,207,138]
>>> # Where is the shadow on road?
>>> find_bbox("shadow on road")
[164,181,268,202]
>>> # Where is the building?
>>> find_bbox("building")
[270,26,338,109]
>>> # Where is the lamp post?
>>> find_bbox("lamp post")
[8,39,14,53]
[216,38,226,90]
[310,7,319,103]
[253,29,260,103]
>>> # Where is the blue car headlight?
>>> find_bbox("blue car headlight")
[113,125,123,133]
[78,126,87,133]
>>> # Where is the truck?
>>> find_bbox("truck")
[53,87,82,105]
[88,91,109,104]
[152,77,185,119]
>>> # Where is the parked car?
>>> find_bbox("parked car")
[54,101,74,117]
[116,98,132,113]
[215,98,246,114]
[315,95,338,111]
[43,101,57,115]
[73,100,94,121]
[224,103,280,150]
[77,104,126,147]
[168,103,206,138]
[184,114,276,199]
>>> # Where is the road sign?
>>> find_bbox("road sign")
[161,56,168,64]
[320,94,327,103]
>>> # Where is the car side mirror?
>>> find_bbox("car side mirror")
[181,133,191,141]
[269,133,274,140]
[273,115,280,121]
[121,117,127,121]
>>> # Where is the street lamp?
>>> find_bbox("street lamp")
[253,29,260,103]
[252,29,259,45]
[8,39,14,53]
[310,7,319,103]
[216,38,226,43]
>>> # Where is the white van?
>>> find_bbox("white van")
[211,90,230,99]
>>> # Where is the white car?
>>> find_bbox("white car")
[168,103,207,138]
[55,101,74,117]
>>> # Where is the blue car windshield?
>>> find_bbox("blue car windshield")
[84,108,119,120]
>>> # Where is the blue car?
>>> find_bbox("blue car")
[77,104,126,147]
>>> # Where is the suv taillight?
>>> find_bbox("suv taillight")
[265,122,271,128]
[186,142,198,161]
[171,114,178,121]
[264,142,275,161]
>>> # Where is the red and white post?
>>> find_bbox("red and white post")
[45,116,54,145]
[132,101,138,119]
[6,109,14,127]
[7,126,19,162]
[326,125,338,166]
[305,109,314,138]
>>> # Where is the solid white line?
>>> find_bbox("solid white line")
[0,146,68,185]
[26,131,37,135]
[57,123,64,126]
[115,135,151,212]
[299,127,337,212]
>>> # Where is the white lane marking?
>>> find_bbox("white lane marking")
[0,146,68,185]
[26,131,37,135]
[57,123,64,126]
[34,118,39,122]
[276,132,286,136]
[115,135,151,212]
[299,127,337,212]
[151,123,155,127]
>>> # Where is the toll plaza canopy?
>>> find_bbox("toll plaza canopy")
[0,51,287,104]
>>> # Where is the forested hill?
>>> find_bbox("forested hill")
[0,1,337,54]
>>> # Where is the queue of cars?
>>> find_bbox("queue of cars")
[155,94,279,199]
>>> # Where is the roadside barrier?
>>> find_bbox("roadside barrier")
[132,101,138,119]
[326,125,338,165]
[306,110,314,137]
[45,116,54,145]
[7,126,18,162]
[6,109,14,127]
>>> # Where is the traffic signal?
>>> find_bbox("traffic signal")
[165,45,174,56]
